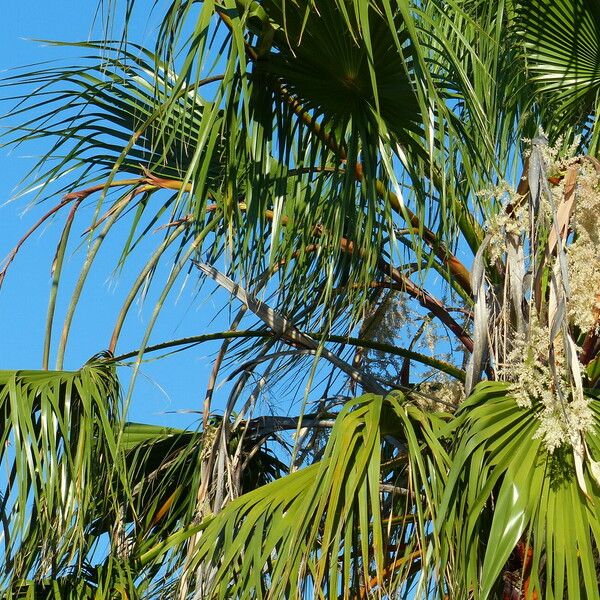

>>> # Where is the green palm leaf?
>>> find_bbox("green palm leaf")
[513,0,600,150]
[440,381,600,599]
[0,357,123,590]
[176,392,450,599]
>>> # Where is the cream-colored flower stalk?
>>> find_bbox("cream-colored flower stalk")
[362,291,410,345]
[568,162,600,335]
[480,137,599,454]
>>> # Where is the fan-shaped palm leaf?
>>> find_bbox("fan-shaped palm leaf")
[440,381,600,599]
[513,0,600,151]
[172,392,450,599]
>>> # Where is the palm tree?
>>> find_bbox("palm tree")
[2,0,600,597]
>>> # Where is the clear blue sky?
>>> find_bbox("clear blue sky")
[0,2,235,429]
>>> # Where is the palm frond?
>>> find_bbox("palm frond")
[0,357,123,590]
[513,0,600,152]
[440,381,600,599]
[175,392,450,599]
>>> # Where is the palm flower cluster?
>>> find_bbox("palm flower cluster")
[567,161,600,335]
[501,318,593,452]
[477,139,600,454]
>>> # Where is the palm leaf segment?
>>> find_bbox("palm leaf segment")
[186,383,600,599]
[3,41,225,199]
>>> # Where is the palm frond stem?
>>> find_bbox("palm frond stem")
[111,329,465,381]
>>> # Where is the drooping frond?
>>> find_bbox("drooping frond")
[1,21,484,375]
[0,358,123,593]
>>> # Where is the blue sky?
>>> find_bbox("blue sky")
[0,2,233,429]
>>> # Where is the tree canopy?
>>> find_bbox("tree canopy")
[2,0,600,598]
